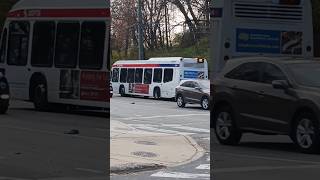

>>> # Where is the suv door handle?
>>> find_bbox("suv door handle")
[257,90,265,98]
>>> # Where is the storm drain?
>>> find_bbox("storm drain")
[132,151,158,158]
[134,140,157,146]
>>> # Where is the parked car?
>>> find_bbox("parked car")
[212,57,320,153]
[0,72,9,114]
[175,79,210,110]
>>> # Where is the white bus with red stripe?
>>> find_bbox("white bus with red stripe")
[0,0,110,110]
[209,0,314,77]
[111,57,208,99]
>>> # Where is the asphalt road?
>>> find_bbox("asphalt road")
[111,95,210,180]
[212,132,320,180]
[0,100,108,180]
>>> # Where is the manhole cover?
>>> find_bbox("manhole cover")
[132,151,158,158]
[134,141,157,146]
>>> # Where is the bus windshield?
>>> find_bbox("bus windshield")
[184,61,205,69]
[288,63,320,88]
[210,0,314,76]
[199,80,210,89]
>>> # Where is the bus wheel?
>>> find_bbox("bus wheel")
[120,86,126,97]
[33,83,48,111]
[0,100,9,114]
[153,88,161,99]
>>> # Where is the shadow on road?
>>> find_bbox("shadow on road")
[238,141,299,153]
[115,95,175,102]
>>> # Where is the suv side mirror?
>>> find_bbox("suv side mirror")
[272,80,289,90]
[195,87,202,91]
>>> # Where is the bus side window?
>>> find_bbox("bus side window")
[112,68,119,82]
[127,68,135,83]
[31,21,55,67]
[55,22,80,68]
[144,68,152,84]
[7,21,30,66]
[153,68,162,83]
[135,68,143,84]
[164,68,173,83]
[79,21,105,70]
[0,28,7,63]
[120,68,128,83]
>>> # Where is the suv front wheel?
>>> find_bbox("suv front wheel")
[293,112,320,153]
[201,96,209,110]
[214,105,242,145]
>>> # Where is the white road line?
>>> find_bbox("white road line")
[151,171,210,179]
[215,152,320,165]
[196,164,210,170]
[0,125,106,142]
[122,114,209,120]
[162,124,210,133]
[75,168,104,174]
[0,178,29,180]
[129,124,194,135]
[214,164,320,173]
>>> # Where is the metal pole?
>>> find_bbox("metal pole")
[137,0,145,60]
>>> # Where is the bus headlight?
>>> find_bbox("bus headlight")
[197,58,205,63]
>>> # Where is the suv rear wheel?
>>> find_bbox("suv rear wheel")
[214,105,242,145]
[176,94,185,108]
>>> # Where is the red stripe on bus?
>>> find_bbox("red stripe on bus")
[112,64,160,68]
[7,9,111,18]
[7,10,25,17]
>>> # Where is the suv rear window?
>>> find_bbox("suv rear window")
[225,62,262,82]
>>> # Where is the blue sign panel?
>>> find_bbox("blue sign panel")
[236,29,281,54]
[184,71,204,79]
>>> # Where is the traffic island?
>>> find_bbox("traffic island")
[110,121,205,174]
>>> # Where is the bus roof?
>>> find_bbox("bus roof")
[7,0,110,18]
[11,0,110,10]
[113,59,180,65]
[113,57,199,65]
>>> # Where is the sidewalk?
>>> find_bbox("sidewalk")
[110,121,205,174]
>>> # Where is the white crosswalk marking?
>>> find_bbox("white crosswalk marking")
[196,164,210,170]
[128,124,195,135]
[162,124,210,133]
[150,155,210,179]
[128,123,209,136]
[151,171,209,179]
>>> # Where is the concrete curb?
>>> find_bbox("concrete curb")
[110,163,166,175]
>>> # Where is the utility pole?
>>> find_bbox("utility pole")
[137,0,145,60]
[164,0,169,49]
